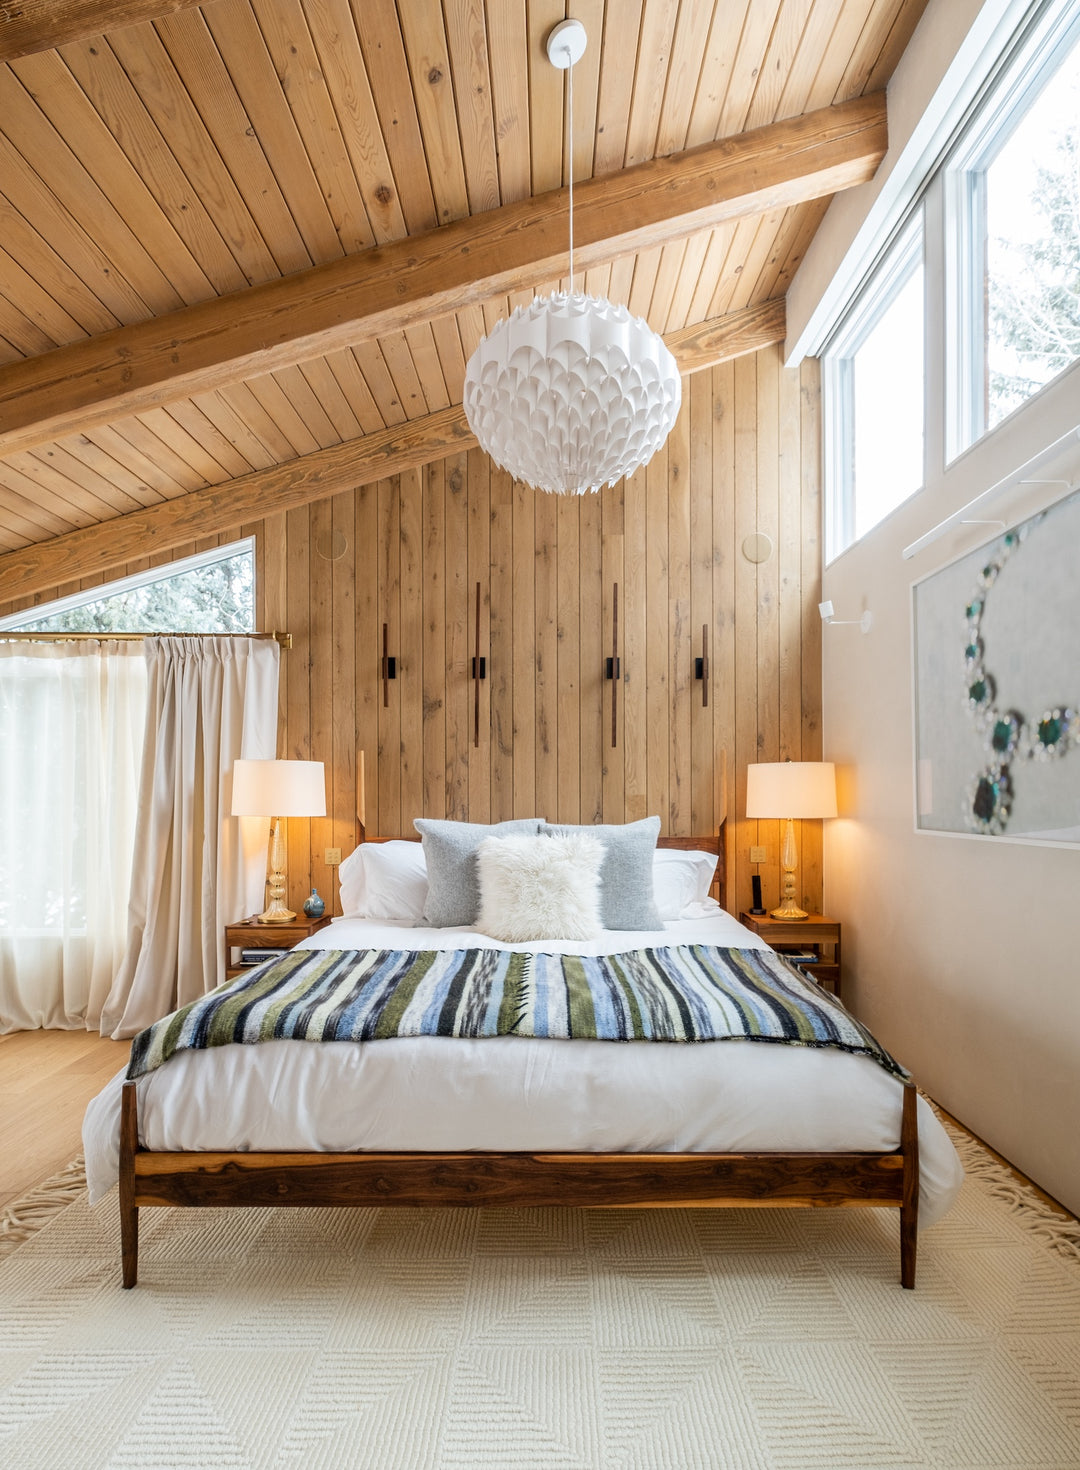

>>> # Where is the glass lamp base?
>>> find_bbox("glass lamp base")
[772,818,806,919]
[258,818,294,922]
[258,899,296,924]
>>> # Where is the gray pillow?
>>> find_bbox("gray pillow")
[414,818,543,927]
[542,817,663,929]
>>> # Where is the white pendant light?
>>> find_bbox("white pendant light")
[462,19,682,497]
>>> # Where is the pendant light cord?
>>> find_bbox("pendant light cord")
[565,41,575,295]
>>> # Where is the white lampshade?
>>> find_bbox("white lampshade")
[463,292,682,496]
[231,759,326,818]
[745,761,838,820]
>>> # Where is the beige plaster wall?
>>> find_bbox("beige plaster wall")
[821,362,1080,1215]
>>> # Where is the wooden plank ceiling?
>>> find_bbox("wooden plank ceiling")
[0,0,928,598]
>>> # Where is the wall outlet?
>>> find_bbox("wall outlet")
[324,847,341,866]
[749,845,766,864]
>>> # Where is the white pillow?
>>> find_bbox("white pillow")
[476,832,604,942]
[652,848,719,920]
[338,840,428,922]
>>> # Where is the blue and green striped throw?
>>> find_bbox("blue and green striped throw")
[127,944,907,1081]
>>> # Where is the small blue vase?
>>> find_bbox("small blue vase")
[303,887,325,919]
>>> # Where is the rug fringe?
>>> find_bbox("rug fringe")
[0,1156,88,1259]
[947,1126,1080,1266]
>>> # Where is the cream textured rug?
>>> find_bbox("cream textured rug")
[1,1127,1078,1470]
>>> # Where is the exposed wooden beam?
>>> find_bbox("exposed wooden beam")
[0,299,784,602]
[0,96,882,456]
[0,0,206,61]
[0,407,476,604]
[666,297,786,376]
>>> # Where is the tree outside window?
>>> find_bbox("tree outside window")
[11,545,254,635]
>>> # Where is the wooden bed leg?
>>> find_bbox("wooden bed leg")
[899,1078,919,1289]
[119,1081,139,1289]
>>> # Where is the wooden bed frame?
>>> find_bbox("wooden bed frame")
[117,831,921,1289]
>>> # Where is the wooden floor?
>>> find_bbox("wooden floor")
[0,1030,130,1210]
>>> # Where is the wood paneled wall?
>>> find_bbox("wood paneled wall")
[0,344,823,920]
[260,344,823,918]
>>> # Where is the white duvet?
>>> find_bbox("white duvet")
[83,907,963,1224]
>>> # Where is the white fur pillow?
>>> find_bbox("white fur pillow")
[476,832,604,942]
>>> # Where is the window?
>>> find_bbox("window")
[948,7,1080,454]
[0,538,257,1026]
[821,0,1080,556]
[0,539,255,634]
[824,218,925,561]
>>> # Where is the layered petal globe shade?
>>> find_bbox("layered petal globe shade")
[463,291,682,497]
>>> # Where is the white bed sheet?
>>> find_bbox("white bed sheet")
[83,908,963,1224]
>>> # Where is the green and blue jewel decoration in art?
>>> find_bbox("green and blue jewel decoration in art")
[961,516,1080,835]
[965,764,1012,836]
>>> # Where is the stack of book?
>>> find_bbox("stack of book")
[239,947,289,967]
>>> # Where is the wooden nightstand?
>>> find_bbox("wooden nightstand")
[224,913,332,980]
[738,912,842,999]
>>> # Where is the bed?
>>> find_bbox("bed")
[83,828,963,1290]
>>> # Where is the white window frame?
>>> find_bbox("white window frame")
[823,213,925,563]
[0,538,255,631]
[943,0,1080,460]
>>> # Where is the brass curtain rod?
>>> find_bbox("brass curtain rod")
[0,630,292,647]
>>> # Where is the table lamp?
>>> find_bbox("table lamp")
[231,758,326,923]
[745,761,837,920]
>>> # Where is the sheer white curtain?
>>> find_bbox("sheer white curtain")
[0,640,147,1031]
[100,636,279,1039]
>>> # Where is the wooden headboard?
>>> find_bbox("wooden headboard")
[356,825,727,915]
[656,833,726,913]
[354,750,728,913]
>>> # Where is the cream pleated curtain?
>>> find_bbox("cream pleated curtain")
[100,636,279,1039]
[0,639,148,1031]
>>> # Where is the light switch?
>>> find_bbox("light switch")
[749,845,766,864]
[325,847,341,866]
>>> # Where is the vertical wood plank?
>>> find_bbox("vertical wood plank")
[711,362,737,886]
[689,371,714,835]
[667,393,692,835]
[556,496,581,823]
[308,496,334,908]
[285,502,311,906]
[622,464,648,823]
[354,481,380,843]
[755,344,781,781]
[467,447,491,823]
[645,443,670,830]
[733,353,759,918]
[330,487,355,913]
[579,492,604,825]
[444,453,470,821]
[534,490,559,823]
[377,476,401,835]
[422,458,447,819]
[260,510,289,761]
[489,465,514,821]
[399,467,425,826]
[511,478,536,817]
[601,482,625,823]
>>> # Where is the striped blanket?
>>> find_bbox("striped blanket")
[127,945,907,1081]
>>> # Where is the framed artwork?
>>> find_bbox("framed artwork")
[912,487,1080,845]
